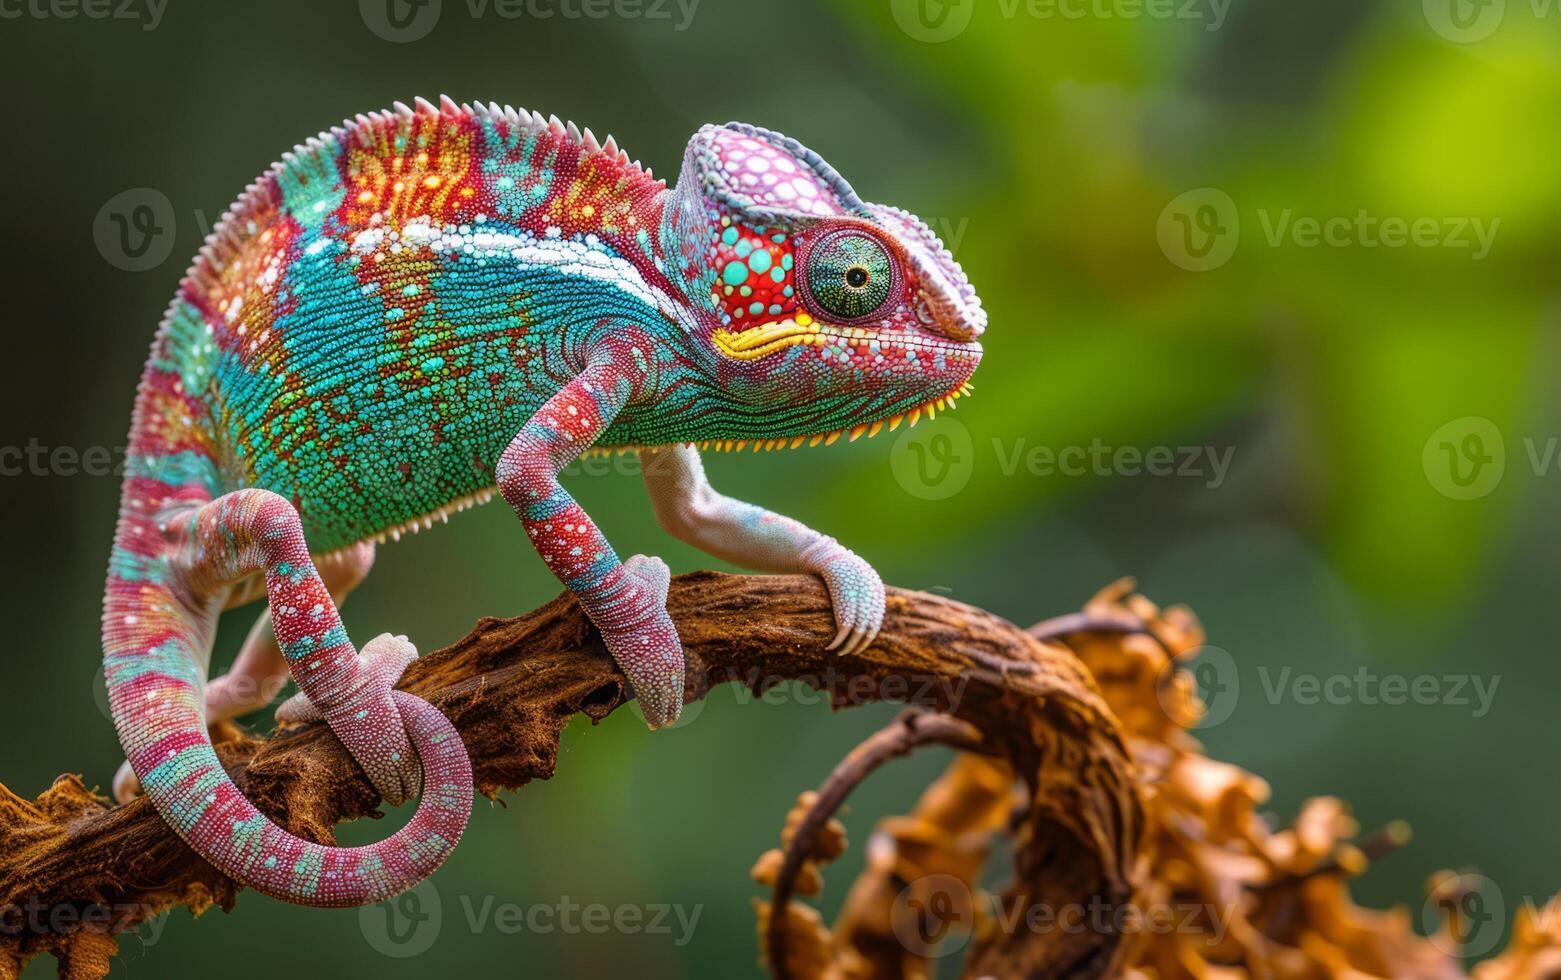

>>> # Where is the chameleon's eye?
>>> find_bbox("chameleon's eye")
[800,229,898,323]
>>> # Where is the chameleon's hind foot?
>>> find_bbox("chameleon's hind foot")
[588,554,685,731]
[275,633,425,803]
[275,633,417,723]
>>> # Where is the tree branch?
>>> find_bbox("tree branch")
[762,709,986,978]
[0,571,1143,979]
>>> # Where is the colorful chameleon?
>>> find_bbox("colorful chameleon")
[102,97,985,907]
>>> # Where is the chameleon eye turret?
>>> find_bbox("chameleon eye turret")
[799,228,900,323]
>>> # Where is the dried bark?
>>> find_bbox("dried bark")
[0,571,1142,979]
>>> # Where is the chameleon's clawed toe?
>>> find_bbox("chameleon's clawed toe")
[112,758,142,804]
[622,553,672,597]
[818,547,886,658]
[593,554,685,730]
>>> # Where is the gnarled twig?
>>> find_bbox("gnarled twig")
[0,571,1142,979]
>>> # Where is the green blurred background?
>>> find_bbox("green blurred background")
[3,0,1560,975]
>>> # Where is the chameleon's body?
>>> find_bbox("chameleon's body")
[103,97,984,907]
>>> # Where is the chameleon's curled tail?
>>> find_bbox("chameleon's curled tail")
[102,307,471,907]
[103,498,472,907]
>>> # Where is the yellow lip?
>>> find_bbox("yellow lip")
[712,314,821,361]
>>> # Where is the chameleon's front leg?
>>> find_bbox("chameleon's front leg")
[496,345,684,728]
[640,443,885,656]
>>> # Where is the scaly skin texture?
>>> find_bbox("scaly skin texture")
[103,96,984,907]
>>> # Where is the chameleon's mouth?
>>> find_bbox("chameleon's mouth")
[712,315,981,363]
[704,313,979,450]
[693,379,972,452]
[711,314,824,360]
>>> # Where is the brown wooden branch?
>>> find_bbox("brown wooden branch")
[0,571,1143,980]
[763,709,986,978]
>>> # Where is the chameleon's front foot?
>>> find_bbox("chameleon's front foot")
[803,539,886,657]
[582,554,685,729]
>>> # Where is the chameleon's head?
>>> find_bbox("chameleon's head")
[663,123,984,444]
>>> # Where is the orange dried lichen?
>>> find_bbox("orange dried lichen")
[753,579,1561,979]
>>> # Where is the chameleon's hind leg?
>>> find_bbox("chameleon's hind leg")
[209,543,377,722]
[131,491,428,806]
[112,542,378,803]
[640,443,885,656]
[495,340,684,729]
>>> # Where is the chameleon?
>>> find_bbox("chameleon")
[102,96,985,907]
